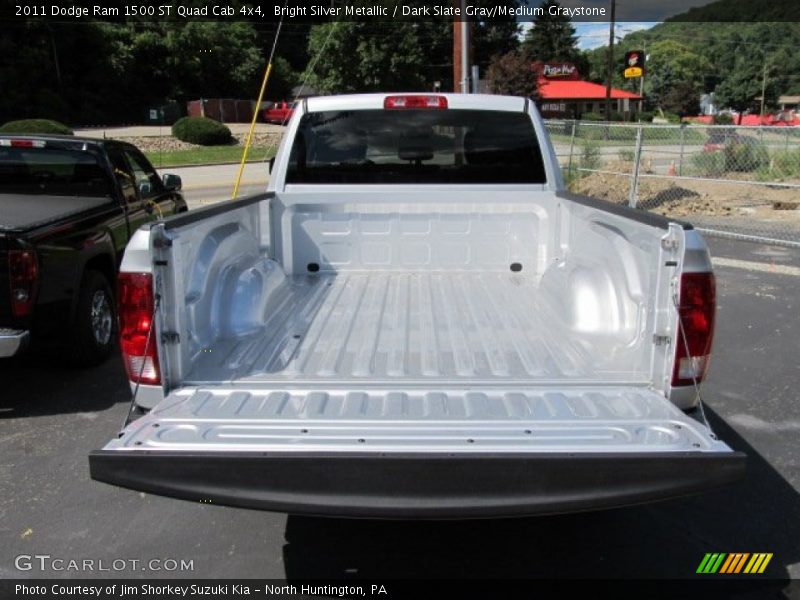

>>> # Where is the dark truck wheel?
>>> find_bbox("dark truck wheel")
[72,270,115,366]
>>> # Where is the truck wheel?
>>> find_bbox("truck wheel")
[72,270,115,366]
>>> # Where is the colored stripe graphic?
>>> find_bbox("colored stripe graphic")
[719,554,736,573]
[696,553,713,573]
[720,553,750,573]
[759,554,773,573]
[744,553,774,574]
[733,553,750,573]
[710,553,726,573]
[697,553,727,573]
[699,553,773,575]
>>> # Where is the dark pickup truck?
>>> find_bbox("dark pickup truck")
[0,134,187,365]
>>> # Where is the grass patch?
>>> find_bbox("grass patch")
[549,125,705,146]
[145,145,276,168]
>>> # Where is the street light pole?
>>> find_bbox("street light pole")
[638,39,646,116]
[639,40,646,98]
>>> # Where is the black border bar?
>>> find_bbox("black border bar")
[90,449,746,519]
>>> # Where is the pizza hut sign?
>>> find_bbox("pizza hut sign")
[542,63,579,79]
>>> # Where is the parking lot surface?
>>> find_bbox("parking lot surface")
[0,236,798,587]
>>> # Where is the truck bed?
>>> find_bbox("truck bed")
[0,193,113,231]
[91,93,746,518]
[184,271,646,385]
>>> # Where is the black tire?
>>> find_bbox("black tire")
[72,270,115,367]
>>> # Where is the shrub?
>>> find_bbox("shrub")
[724,139,769,172]
[486,52,540,98]
[638,111,654,123]
[580,142,602,171]
[171,116,232,146]
[768,148,800,178]
[0,119,73,135]
[691,151,726,177]
[581,111,625,122]
[563,165,582,188]
[712,113,734,125]
[618,149,635,162]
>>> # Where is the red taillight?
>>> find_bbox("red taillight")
[672,272,716,386]
[118,272,160,385]
[384,95,448,109]
[8,249,39,317]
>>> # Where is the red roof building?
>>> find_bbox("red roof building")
[533,62,642,119]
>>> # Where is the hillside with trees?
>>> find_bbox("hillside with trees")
[584,4,800,116]
[2,0,797,125]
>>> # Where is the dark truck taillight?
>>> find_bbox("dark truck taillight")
[8,249,39,317]
[384,95,448,109]
[672,272,716,387]
[0,139,45,148]
[118,272,160,385]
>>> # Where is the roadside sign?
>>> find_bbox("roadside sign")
[624,50,645,79]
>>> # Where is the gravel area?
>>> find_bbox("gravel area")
[111,132,283,153]
[572,161,800,220]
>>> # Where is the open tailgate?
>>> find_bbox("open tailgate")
[90,386,745,518]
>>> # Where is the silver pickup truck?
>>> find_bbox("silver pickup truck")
[90,94,745,517]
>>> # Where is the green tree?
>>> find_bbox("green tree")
[486,52,539,98]
[266,57,299,100]
[644,40,711,112]
[522,1,587,75]
[472,0,521,73]
[304,22,450,93]
[0,22,69,122]
[163,22,263,99]
[660,81,701,116]
[715,42,780,122]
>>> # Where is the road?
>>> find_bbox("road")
[1,206,798,589]
[157,163,269,207]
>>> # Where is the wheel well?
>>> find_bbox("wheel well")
[84,254,116,290]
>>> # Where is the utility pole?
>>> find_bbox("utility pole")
[760,59,768,116]
[604,0,616,120]
[461,7,470,94]
[452,0,470,93]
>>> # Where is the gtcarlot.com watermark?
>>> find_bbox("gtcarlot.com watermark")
[14,554,194,573]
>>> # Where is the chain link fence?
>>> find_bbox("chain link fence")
[547,120,800,248]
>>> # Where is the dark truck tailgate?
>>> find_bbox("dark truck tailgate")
[0,233,10,324]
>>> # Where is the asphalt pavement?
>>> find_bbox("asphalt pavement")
[1,221,798,589]
[157,163,269,207]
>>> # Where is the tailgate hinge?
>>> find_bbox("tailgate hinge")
[661,238,678,251]
[161,331,180,344]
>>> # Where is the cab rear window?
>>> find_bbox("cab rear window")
[286,109,546,184]
[0,146,109,196]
